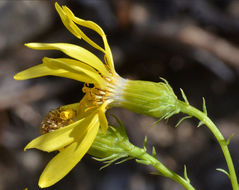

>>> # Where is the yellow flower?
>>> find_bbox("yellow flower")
[14,2,179,188]
[15,2,126,188]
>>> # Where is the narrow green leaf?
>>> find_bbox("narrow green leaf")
[99,162,112,170]
[184,165,190,183]
[150,171,163,176]
[109,114,124,128]
[115,157,133,165]
[202,97,207,115]
[159,77,177,98]
[180,88,189,105]
[175,116,192,128]
[144,136,147,151]
[197,121,204,128]
[226,134,234,146]
[216,168,230,178]
[109,114,128,140]
[92,154,117,162]
[164,111,177,120]
[136,159,151,165]
[152,146,157,159]
[152,117,165,126]
[99,156,122,170]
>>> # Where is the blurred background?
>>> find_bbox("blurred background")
[1,0,239,189]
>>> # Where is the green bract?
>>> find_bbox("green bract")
[121,79,180,120]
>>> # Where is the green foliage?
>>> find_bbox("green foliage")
[176,116,192,128]
[184,165,191,183]
[216,168,230,178]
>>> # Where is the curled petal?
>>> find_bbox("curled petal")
[60,3,115,72]
[25,43,110,77]
[38,115,100,188]
[55,3,105,53]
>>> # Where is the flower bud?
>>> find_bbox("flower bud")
[120,79,180,120]
[88,123,133,164]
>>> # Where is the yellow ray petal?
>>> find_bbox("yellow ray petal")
[14,57,106,88]
[14,64,53,80]
[25,119,81,152]
[61,5,104,39]
[38,115,99,188]
[55,2,82,41]
[14,63,98,86]
[98,102,108,133]
[55,3,105,53]
[61,4,115,73]
[24,112,98,152]
[25,43,110,77]
[43,57,106,88]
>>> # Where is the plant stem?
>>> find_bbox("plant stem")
[178,100,238,190]
[128,144,195,190]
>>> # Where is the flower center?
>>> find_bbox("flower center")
[82,74,127,108]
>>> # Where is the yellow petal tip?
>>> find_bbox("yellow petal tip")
[55,2,60,7]
[14,73,23,80]
[24,144,31,151]
[24,43,31,48]
[38,180,47,189]
[24,43,37,49]
[24,140,37,151]
[13,74,19,80]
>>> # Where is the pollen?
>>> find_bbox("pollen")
[60,110,75,120]
[40,108,76,134]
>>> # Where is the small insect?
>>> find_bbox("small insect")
[40,107,76,134]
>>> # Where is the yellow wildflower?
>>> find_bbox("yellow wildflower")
[15,3,126,188]
[14,2,179,188]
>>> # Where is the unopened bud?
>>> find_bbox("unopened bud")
[88,124,132,160]
[119,79,180,120]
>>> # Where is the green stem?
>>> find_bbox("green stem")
[127,144,195,190]
[178,100,238,190]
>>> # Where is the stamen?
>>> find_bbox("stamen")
[82,75,126,108]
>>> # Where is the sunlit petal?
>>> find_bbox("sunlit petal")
[14,61,102,86]
[62,5,104,39]
[61,4,115,72]
[55,2,82,40]
[38,115,99,188]
[55,3,105,53]
[25,119,80,152]
[43,57,105,88]
[25,43,110,77]
[98,102,108,133]
[24,112,98,152]
[14,64,59,80]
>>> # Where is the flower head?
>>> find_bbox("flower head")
[14,2,180,188]
[15,3,126,128]
[15,2,126,188]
